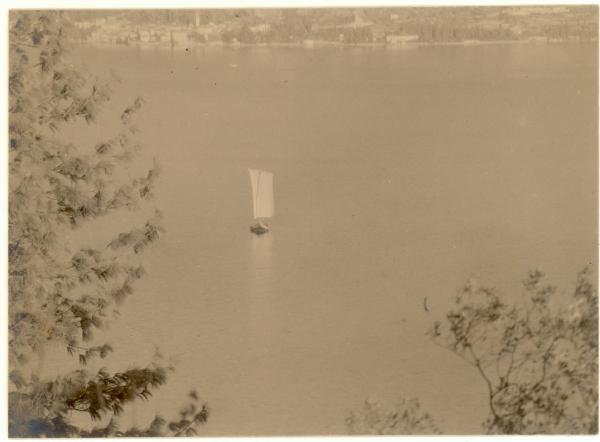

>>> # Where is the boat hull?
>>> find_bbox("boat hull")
[250,223,270,235]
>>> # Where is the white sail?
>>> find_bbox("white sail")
[249,169,274,219]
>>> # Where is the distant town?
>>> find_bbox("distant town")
[67,6,598,48]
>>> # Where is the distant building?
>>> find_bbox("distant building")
[386,34,419,44]
[75,20,95,29]
[505,6,569,16]
[128,31,140,42]
[139,30,151,43]
[510,25,523,37]
[170,31,189,46]
[528,35,548,43]
[90,29,113,43]
[350,10,373,28]
[250,23,272,34]
[194,23,221,40]
[372,26,386,42]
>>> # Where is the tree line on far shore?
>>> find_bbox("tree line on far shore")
[68,7,598,45]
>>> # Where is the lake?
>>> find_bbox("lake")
[65,42,597,435]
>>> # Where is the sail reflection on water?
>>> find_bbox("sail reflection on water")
[247,232,275,357]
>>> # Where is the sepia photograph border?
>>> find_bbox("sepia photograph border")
[2,0,598,440]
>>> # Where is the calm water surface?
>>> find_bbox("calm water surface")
[67,43,597,435]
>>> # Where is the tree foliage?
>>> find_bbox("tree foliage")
[8,11,208,436]
[346,397,441,435]
[430,268,598,434]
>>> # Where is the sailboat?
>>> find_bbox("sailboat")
[248,168,274,235]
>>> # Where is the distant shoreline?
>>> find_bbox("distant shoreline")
[74,38,597,51]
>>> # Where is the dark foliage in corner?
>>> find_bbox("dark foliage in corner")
[8,11,208,437]
[430,268,598,434]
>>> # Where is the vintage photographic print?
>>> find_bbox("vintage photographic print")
[7,3,598,437]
